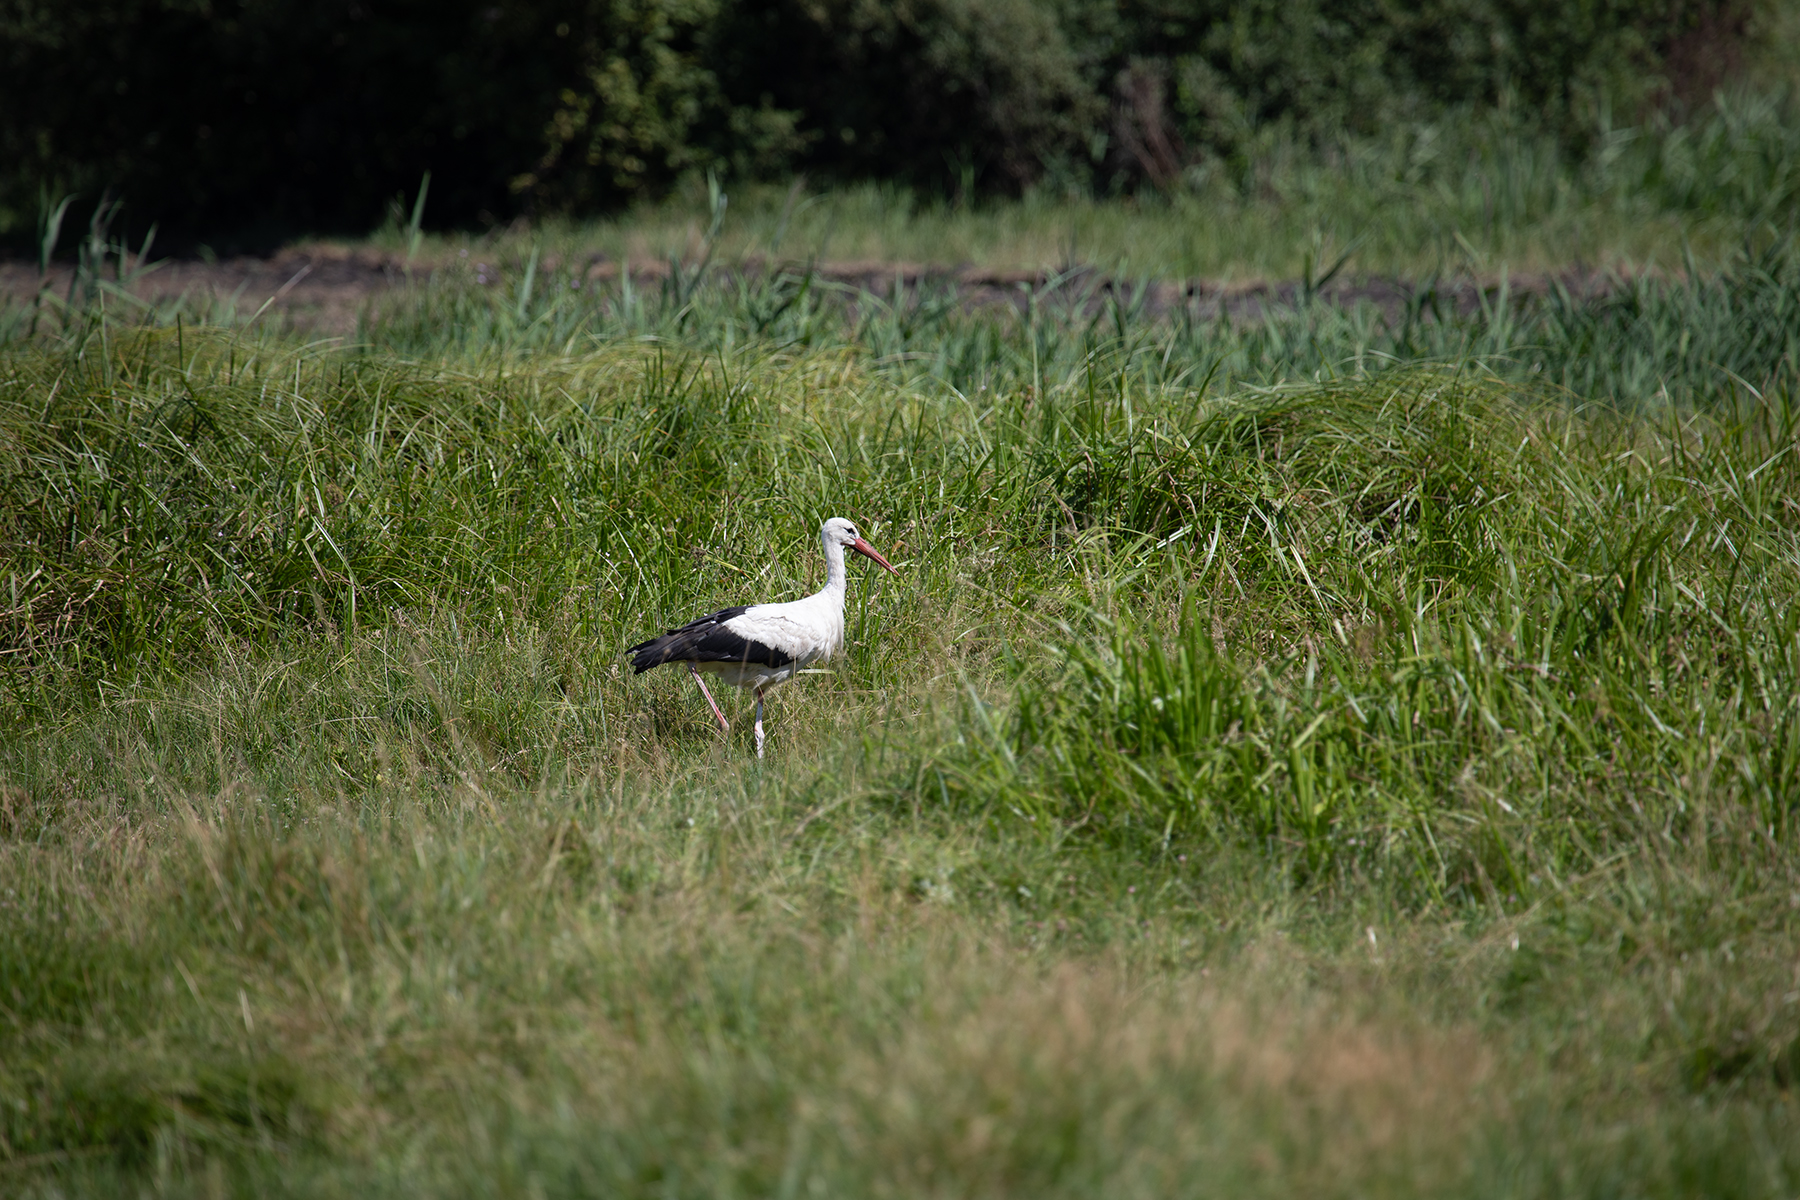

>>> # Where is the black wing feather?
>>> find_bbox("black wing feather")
[626,605,795,673]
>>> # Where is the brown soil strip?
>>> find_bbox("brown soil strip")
[1,244,1612,338]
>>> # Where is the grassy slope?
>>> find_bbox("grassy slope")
[2,298,1798,1195]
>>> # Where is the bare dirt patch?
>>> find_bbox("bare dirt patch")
[2,243,1608,338]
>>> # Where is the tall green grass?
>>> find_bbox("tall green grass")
[2,288,1798,1193]
[978,379,1800,896]
[5,327,1797,867]
[353,233,1800,412]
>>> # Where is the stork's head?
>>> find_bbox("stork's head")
[821,517,899,575]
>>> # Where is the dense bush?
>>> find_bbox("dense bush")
[707,0,1101,193]
[0,0,1765,243]
[1090,0,1690,185]
[0,0,591,243]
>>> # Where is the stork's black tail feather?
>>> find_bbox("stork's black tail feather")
[625,634,681,674]
[626,605,794,673]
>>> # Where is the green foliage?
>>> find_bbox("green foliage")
[708,0,1102,193]
[0,0,588,241]
[0,0,1779,239]
[1096,1,1779,189]
[520,0,811,205]
[1628,87,1800,220]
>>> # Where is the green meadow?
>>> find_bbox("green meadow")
[4,191,1800,1195]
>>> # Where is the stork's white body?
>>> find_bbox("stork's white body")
[626,518,898,756]
[691,534,864,689]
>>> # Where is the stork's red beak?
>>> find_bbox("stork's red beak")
[852,537,900,575]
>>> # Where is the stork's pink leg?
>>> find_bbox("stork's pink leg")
[688,662,729,734]
[753,687,765,759]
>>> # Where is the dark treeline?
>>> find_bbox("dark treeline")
[0,0,1756,246]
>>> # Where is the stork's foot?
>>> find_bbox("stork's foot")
[688,663,729,735]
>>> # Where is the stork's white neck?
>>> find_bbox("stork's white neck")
[820,531,848,598]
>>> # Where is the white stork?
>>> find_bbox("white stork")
[626,517,900,757]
